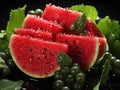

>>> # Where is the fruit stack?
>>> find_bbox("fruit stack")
[9,4,107,79]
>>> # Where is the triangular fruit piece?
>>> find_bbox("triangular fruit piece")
[56,34,99,71]
[9,34,68,78]
[41,4,103,37]
[85,19,103,37]
[15,28,52,41]
[41,4,106,59]
[23,15,64,40]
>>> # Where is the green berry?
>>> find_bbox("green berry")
[72,63,80,68]
[60,66,70,76]
[34,9,43,16]
[54,71,64,80]
[75,72,86,85]
[53,80,64,90]
[113,59,120,70]
[28,10,35,15]
[65,74,74,85]
[104,51,112,59]
[70,65,81,76]
[73,82,82,90]
[61,86,70,90]
[110,56,116,66]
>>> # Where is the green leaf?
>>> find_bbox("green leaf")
[0,30,8,51]
[6,5,26,41]
[100,59,110,85]
[98,16,120,58]
[113,40,120,53]
[93,59,110,89]
[0,30,6,38]
[70,4,98,21]
[93,82,100,90]
[57,52,72,67]
[0,57,8,69]
[98,16,120,37]
[0,38,8,52]
[74,14,87,33]
[0,79,23,90]
[98,16,113,36]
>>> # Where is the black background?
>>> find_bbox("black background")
[0,0,119,30]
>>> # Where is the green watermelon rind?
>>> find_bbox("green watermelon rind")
[9,34,60,78]
[82,37,99,71]
[97,37,109,61]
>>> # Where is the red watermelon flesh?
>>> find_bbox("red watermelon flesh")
[56,34,99,71]
[85,19,103,37]
[41,4,103,36]
[15,28,52,41]
[42,4,106,59]
[41,4,64,24]
[23,15,64,40]
[9,34,68,78]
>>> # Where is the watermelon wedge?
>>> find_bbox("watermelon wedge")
[9,34,68,78]
[56,34,99,71]
[42,4,106,59]
[41,4,103,36]
[23,15,64,40]
[9,4,108,78]
[15,28,52,41]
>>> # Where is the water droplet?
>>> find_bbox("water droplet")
[44,55,47,59]
[29,48,33,52]
[59,56,63,60]
[50,64,54,69]
[47,68,50,72]
[45,63,48,67]
[29,57,32,61]
[37,57,40,60]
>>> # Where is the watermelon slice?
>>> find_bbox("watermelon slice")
[56,34,99,71]
[15,28,52,41]
[42,4,103,36]
[9,4,107,78]
[85,19,103,37]
[9,34,68,78]
[42,4,106,59]
[23,15,64,40]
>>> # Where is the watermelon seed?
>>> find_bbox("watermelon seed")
[77,51,81,54]
[75,46,79,49]
[69,45,72,48]
[42,48,47,54]
[44,55,47,59]
[49,52,54,57]
[73,40,76,43]
[29,48,33,52]
[57,19,60,23]
[37,57,40,60]
[50,64,54,69]
[71,54,79,60]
